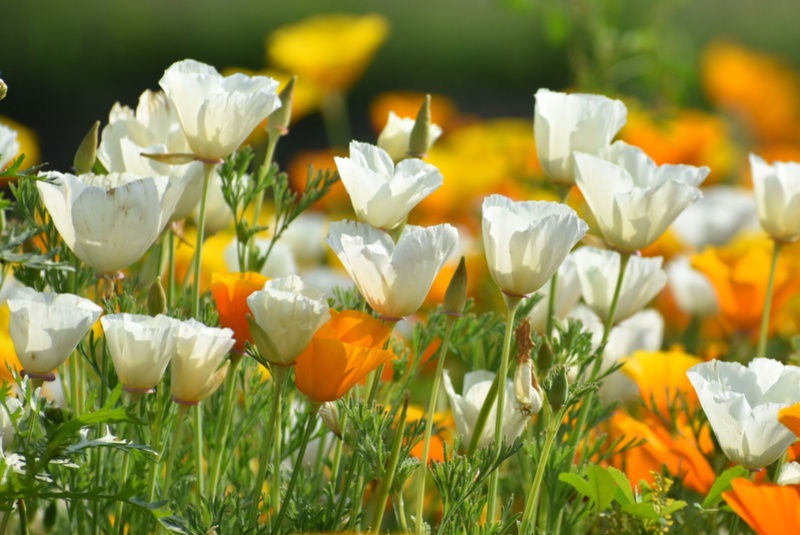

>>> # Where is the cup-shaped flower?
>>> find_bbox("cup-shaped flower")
[574,141,709,252]
[671,186,758,249]
[37,172,185,274]
[443,370,525,449]
[482,194,588,297]
[750,154,800,242]
[377,111,443,163]
[101,313,183,394]
[211,272,269,353]
[527,253,581,332]
[171,319,235,405]
[7,288,102,378]
[334,141,443,230]
[159,59,281,161]
[0,124,20,171]
[533,89,627,184]
[246,275,330,366]
[687,358,800,469]
[572,246,667,323]
[327,221,458,319]
[295,310,395,405]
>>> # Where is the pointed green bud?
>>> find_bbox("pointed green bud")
[268,76,295,137]
[547,365,569,412]
[148,276,168,316]
[537,338,555,373]
[319,401,343,440]
[74,120,100,175]
[444,256,468,316]
[0,79,6,101]
[141,152,197,165]
[408,94,432,158]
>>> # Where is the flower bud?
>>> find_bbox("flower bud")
[319,401,343,440]
[0,79,6,101]
[514,318,543,416]
[547,365,569,412]
[444,256,467,316]
[537,338,555,373]
[268,76,295,137]
[408,94,432,158]
[147,276,168,316]
[74,120,100,175]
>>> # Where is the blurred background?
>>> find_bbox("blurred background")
[2,0,800,171]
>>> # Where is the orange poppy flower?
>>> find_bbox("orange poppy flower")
[622,349,703,416]
[210,272,269,352]
[779,403,800,438]
[294,310,395,404]
[723,478,800,535]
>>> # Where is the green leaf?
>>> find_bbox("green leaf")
[662,500,688,516]
[702,466,749,509]
[558,472,593,501]
[607,466,634,505]
[586,464,617,511]
[620,502,659,519]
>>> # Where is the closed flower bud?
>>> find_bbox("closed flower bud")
[408,94,433,158]
[318,402,343,440]
[268,76,295,136]
[514,319,543,416]
[147,276,168,316]
[74,120,100,175]
[547,365,569,412]
[444,256,467,316]
[537,338,555,373]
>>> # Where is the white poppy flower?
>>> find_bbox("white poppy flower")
[7,288,102,377]
[533,89,627,184]
[482,194,588,298]
[100,313,183,394]
[326,220,458,319]
[0,124,20,170]
[777,462,800,485]
[334,141,443,230]
[671,186,758,249]
[37,172,185,274]
[0,398,22,450]
[98,90,204,220]
[750,154,800,242]
[665,256,719,317]
[574,141,709,252]
[247,276,330,366]
[171,319,235,405]
[572,246,667,324]
[443,370,526,449]
[527,253,581,333]
[687,358,800,469]
[377,111,443,163]
[159,59,281,161]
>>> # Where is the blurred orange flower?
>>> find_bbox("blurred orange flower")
[702,41,800,145]
[210,272,268,352]
[622,349,703,415]
[294,310,395,404]
[692,236,800,335]
[267,13,389,94]
[723,478,800,535]
[405,405,453,464]
[620,106,736,186]
[288,148,348,212]
[779,403,800,438]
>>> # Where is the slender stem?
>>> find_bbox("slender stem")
[69,354,80,417]
[271,372,284,526]
[413,318,455,533]
[247,367,285,526]
[371,398,409,534]
[333,454,361,528]
[467,376,499,456]
[192,404,206,497]
[147,389,169,505]
[545,272,559,338]
[486,295,522,521]
[394,490,410,532]
[758,240,782,358]
[330,410,347,489]
[519,405,563,534]
[192,162,216,318]
[0,506,10,535]
[162,405,188,500]
[167,231,176,310]
[208,355,242,497]
[270,409,317,535]
[18,500,28,535]
[114,423,134,535]
[599,252,630,352]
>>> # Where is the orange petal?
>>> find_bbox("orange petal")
[723,478,800,535]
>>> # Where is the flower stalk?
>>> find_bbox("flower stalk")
[758,240,782,358]
[208,354,243,497]
[519,404,564,533]
[371,395,409,534]
[191,161,217,317]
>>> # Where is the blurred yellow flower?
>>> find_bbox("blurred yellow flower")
[170,227,232,294]
[702,41,800,145]
[622,349,703,416]
[0,303,21,382]
[0,115,40,170]
[369,91,462,135]
[620,106,737,186]
[267,13,389,94]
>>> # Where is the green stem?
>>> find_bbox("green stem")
[333,454,361,528]
[208,355,242,497]
[247,367,285,526]
[192,404,205,497]
[519,405,563,534]
[486,294,522,521]
[162,405,188,501]
[147,389,169,505]
[69,354,80,417]
[321,91,351,151]
[599,252,630,352]
[467,376,499,456]
[18,500,28,535]
[114,423,134,535]
[191,162,216,318]
[394,490,410,532]
[545,272,559,338]
[371,398,409,534]
[270,408,317,535]
[0,506,10,535]
[167,231,176,310]
[413,318,455,533]
[758,240,782,359]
